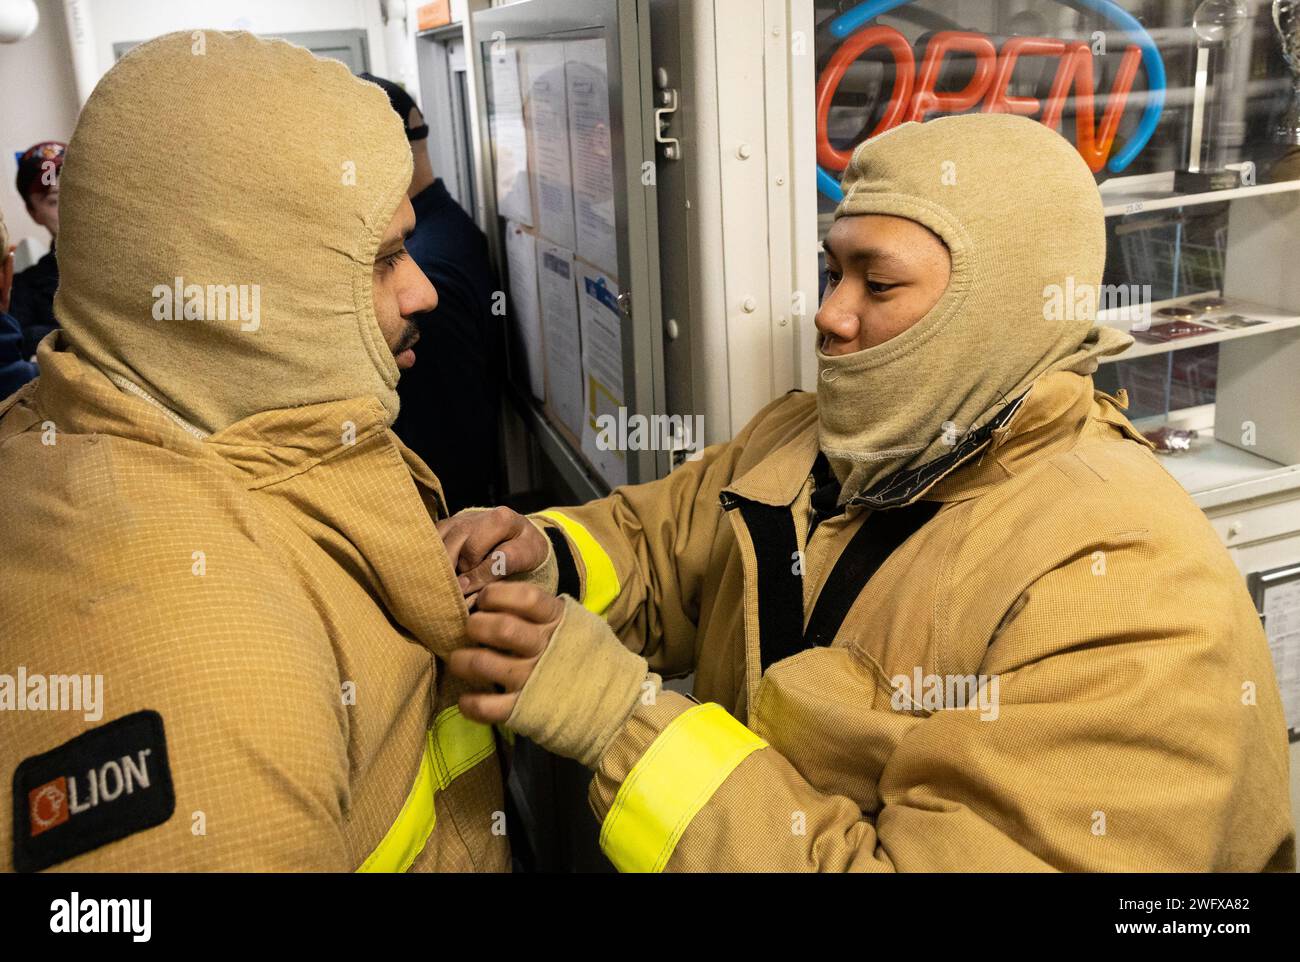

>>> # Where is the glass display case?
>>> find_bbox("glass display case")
[812,0,1300,500]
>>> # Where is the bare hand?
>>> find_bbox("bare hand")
[448,582,564,724]
[436,506,549,599]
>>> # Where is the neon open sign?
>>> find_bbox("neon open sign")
[816,0,1167,200]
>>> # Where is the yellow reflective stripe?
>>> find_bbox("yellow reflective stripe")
[599,703,767,873]
[357,706,495,873]
[429,706,495,786]
[536,510,620,615]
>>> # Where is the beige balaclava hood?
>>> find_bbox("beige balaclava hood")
[819,113,1132,502]
[55,30,412,436]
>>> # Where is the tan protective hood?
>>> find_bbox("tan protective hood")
[819,113,1132,501]
[54,30,412,435]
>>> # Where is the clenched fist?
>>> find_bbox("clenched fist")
[436,506,550,599]
[449,581,564,724]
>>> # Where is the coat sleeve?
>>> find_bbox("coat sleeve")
[583,528,1295,872]
[531,394,798,677]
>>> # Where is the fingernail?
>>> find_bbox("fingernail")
[458,575,470,591]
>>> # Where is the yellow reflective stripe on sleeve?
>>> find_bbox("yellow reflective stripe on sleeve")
[536,510,620,615]
[599,703,767,873]
[357,705,495,873]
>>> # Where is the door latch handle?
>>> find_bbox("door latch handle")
[654,88,680,161]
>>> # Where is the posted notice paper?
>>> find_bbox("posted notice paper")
[523,43,577,251]
[536,242,584,437]
[489,47,534,227]
[1263,576,1300,733]
[564,39,619,278]
[504,221,545,401]
[577,262,628,488]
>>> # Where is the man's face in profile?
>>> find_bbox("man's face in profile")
[372,195,437,370]
[817,213,952,356]
[27,186,60,238]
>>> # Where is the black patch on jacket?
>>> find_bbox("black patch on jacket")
[12,710,175,872]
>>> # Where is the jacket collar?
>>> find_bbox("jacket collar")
[410,177,452,220]
[5,335,209,456]
[722,370,1150,512]
[11,339,461,657]
[11,337,400,485]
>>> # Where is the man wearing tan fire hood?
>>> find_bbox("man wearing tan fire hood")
[442,114,1295,871]
[0,32,507,872]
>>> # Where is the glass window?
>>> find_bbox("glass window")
[814,0,1300,489]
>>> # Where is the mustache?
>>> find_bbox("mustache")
[393,319,420,354]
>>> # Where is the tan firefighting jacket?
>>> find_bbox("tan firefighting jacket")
[0,343,507,871]
[535,370,1296,871]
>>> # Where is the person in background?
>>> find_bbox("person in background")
[0,207,39,396]
[361,73,502,513]
[9,141,64,358]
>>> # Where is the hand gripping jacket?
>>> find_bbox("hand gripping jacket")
[535,376,1295,872]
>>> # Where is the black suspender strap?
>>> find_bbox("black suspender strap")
[725,489,943,672]
[802,499,942,649]
[735,500,806,672]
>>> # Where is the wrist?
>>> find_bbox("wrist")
[506,595,649,767]
[506,516,558,594]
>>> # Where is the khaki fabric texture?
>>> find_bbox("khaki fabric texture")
[539,372,1295,871]
[0,345,508,871]
[506,596,653,768]
[0,30,506,872]
[55,30,409,435]
[820,114,1130,499]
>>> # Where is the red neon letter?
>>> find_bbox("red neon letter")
[1041,42,1142,171]
[816,26,915,173]
[907,31,997,123]
[982,37,1067,116]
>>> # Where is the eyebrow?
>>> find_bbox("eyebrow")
[379,224,415,253]
[823,237,908,271]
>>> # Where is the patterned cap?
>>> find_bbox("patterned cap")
[16,141,67,203]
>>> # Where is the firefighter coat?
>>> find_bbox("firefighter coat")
[534,370,1295,871]
[0,343,507,871]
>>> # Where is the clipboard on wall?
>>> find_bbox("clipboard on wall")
[1248,562,1300,743]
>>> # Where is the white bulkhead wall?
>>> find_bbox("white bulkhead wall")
[656,0,821,443]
